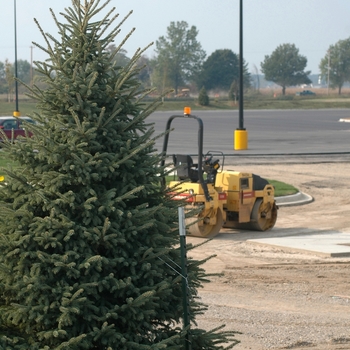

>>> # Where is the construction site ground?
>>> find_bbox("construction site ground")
[187,159,350,350]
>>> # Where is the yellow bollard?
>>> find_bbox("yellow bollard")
[234,129,248,150]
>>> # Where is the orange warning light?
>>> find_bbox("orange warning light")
[184,107,191,115]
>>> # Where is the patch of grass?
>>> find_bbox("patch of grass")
[0,99,38,116]
[166,175,298,197]
[144,96,350,111]
[3,91,350,115]
[0,153,14,167]
[0,151,18,179]
[268,179,298,197]
[165,174,177,183]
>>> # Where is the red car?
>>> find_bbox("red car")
[0,116,35,143]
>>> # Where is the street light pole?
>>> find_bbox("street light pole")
[234,0,248,150]
[13,0,20,117]
[238,0,244,130]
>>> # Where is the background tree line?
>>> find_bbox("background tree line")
[0,59,32,99]
[2,20,350,100]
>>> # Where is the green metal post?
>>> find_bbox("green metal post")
[178,207,191,350]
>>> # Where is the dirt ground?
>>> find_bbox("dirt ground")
[186,159,350,350]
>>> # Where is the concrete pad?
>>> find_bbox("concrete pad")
[248,231,350,257]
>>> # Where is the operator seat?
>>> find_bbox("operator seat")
[173,154,199,183]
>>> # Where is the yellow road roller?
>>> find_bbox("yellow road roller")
[161,108,278,238]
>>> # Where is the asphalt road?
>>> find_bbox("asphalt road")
[147,109,350,156]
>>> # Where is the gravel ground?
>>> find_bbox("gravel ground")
[186,159,350,349]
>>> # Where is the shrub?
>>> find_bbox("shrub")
[198,86,209,106]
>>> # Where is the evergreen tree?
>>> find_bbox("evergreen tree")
[198,49,239,91]
[198,86,209,106]
[228,81,238,103]
[0,1,238,349]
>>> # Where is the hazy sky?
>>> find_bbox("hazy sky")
[1,0,350,75]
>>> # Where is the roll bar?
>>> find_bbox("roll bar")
[160,110,211,202]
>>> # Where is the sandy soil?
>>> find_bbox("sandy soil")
[186,160,350,349]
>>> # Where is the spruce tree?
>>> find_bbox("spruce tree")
[0,1,238,349]
[198,86,209,106]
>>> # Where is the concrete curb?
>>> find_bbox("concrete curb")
[275,192,313,207]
